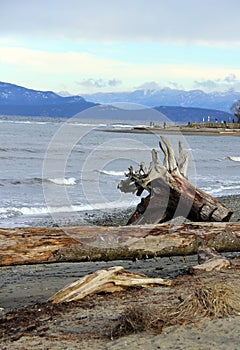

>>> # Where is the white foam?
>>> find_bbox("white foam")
[228,156,240,162]
[68,123,107,127]
[111,123,133,128]
[202,184,240,196]
[98,170,125,176]
[47,177,77,185]
[0,199,137,219]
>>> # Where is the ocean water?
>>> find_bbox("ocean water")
[0,115,240,228]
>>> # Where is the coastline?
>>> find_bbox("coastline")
[23,194,240,229]
[103,125,240,136]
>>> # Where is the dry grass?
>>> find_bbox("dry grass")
[111,282,240,338]
[110,304,163,338]
[165,283,240,325]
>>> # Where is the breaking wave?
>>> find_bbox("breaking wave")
[202,183,240,196]
[47,177,77,185]
[0,177,77,186]
[97,170,125,176]
[0,200,136,220]
[228,156,240,162]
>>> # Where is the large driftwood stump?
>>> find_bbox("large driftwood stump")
[118,136,233,224]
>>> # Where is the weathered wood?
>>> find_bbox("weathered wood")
[0,223,240,266]
[193,247,231,272]
[50,266,171,303]
[118,136,233,224]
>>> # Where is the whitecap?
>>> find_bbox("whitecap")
[228,156,240,162]
[47,177,77,185]
[97,170,125,176]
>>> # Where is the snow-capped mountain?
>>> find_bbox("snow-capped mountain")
[0,81,235,121]
[82,87,240,112]
[0,81,96,117]
[0,82,87,105]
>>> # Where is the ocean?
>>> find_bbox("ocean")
[0,115,240,228]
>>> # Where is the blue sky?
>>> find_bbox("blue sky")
[1,0,240,95]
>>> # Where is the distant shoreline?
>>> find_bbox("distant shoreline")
[104,125,240,136]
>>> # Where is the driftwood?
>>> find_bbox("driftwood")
[1,223,240,266]
[118,136,233,224]
[193,247,231,272]
[50,266,171,304]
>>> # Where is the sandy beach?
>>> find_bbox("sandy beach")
[104,125,240,136]
[1,256,240,349]
[1,195,240,349]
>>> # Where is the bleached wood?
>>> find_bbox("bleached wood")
[193,257,231,272]
[50,266,171,303]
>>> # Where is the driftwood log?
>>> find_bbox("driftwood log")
[193,247,231,272]
[118,136,233,224]
[50,266,171,304]
[1,223,240,266]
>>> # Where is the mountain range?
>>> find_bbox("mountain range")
[82,87,240,112]
[0,81,237,122]
[0,82,96,118]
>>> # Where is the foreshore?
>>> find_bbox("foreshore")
[104,125,240,136]
[1,194,240,349]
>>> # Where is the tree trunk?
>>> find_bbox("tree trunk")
[118,136,233,224]
[1,223,240,266]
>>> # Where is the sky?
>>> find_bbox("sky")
[1,0,240,95]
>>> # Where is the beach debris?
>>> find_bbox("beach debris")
[49,266,171,304]
[197,246,221,264]
[118,136,233,224]
[193,247,231,272]
[193,256,231,272]
[164,283,240,324]
[111,304,164,338]
[1,223,240,266]
[111,282,240,338]
[0,307,5,317]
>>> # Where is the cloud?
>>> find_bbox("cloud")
[76,78,122,89]
[194,80,219,90]
[0,46,126,75]
[77,79,106,89]
[1,45,240,94]
[1,0,240,46]
[194,74,240,91]
[108,79,122,87]
[224,74,237,83]
[135,81,161,90]
[168,81,184,89]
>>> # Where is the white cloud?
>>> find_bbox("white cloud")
[108,79,122,87]
[0,46,126,74]
[195,74,240,91]
[135,81,161,90]
[224,74,238,83]
[1,45,240,93]
[1,0,240,46]
[76,78,122,89]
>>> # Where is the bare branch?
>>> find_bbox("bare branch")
[160,136,179,174]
